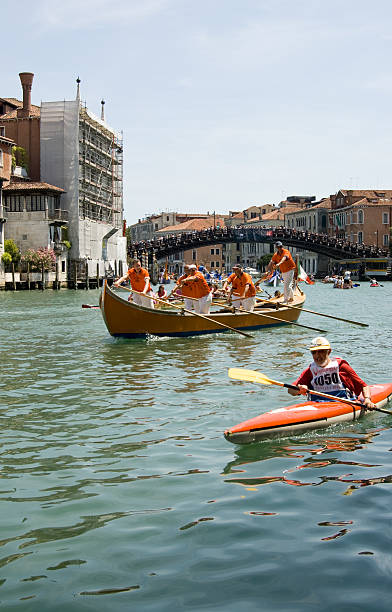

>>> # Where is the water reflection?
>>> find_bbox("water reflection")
[223,430,389,490]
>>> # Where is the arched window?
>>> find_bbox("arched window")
[358,210,364,224]
[358,231,363,244]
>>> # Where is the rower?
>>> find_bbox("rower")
[287,336,375,409]
[266,241,296,304]
[114,259,154,308]
[176,264,212,314]
[223,264,256,311]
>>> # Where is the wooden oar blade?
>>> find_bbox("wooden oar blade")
[228,368,274,385]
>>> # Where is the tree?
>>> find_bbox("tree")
[11,145,29,172]
[2,239,21,264]
[257,253,273,271]
[22,247,56,271]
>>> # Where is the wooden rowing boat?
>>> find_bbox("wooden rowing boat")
[224,383,392,443]
[100,281,306,338]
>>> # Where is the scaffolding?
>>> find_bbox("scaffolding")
[78,105,123,228]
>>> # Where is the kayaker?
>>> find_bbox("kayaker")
[266,241,296,303]
[287,336,375,409]
[114,259,154,308]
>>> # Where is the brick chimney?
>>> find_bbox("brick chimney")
[17,72,34,118]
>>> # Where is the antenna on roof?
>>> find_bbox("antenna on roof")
[76,76,81,101]
[101,99,105,121]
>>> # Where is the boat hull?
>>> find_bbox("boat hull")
[224,383,392,443]
[100,281,306,338]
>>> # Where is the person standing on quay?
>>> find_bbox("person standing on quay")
[267,241,296,303]
[114,259,154,308]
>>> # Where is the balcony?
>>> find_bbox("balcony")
[48,209,68,222]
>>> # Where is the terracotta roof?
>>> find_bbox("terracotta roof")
[158,217,226,232]
[3,181,65,193]
[351,197,392,207]
[0,98,20,107]
[0,98,41,119]
[0,135,15,146]
[338,189,392,199]
[262,205,299,220]
[312,198,332,210]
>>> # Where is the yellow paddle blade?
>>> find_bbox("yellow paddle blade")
[228,368,281,386]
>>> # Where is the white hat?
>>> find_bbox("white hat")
[188,264,197,269]
[308,336,331,351]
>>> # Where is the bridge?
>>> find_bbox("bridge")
[129,226,389,262]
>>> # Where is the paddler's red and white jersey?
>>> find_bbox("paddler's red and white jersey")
[294,356,367,397]
[309,358,345,393]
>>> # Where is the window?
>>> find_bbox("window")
[215,248,220,255]
[0,150,3,167]
[192,250,197,260]
[383,234,389,246]
[215,261,220,268]
[7,195,23,212]
[62,261,66,272]
[383,212,389,224]
[154,223,158,230]
[358,231,363,244]
[358,210,364,224]
[210,262,214,268]
[0,126,5,136]
[26,194,45,212]
[22,234,27,240]
[210,248,214,255]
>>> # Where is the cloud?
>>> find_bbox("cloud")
[34,0,171,30]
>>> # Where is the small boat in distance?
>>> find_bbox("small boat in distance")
[100,281,306,339]
[243,267,259,276]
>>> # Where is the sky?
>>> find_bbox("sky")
[3,0,392,224]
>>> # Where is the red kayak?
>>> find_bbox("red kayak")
[224,383,392,444]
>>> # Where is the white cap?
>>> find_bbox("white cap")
[308,336,331,351]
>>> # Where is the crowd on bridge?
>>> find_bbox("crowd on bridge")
[129,224,389,260]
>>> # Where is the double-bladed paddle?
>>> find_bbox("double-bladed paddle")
[228,368,392,416]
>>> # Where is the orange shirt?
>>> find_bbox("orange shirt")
[178,271,209,298]
[271,248,296,273]
[192,271,210,298]
[127,267,151,292]
[227,272,256,297]
[177,273,194,298]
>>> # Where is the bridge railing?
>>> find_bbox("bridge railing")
[128,225,389,261]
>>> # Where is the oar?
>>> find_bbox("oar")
[223,301,327,333]
[228,368,392,416]
[116,287,253,338]
[255,298,368,328]
[82,304,99,309]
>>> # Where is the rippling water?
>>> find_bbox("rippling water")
[0,282,391,610]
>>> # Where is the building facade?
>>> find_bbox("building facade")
[0,72,127,287]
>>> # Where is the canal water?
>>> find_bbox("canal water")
[0,282,391,611]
